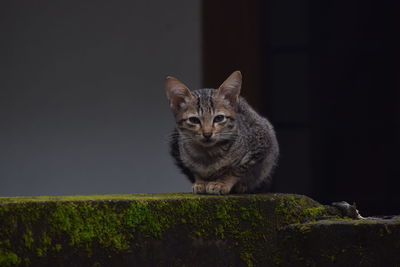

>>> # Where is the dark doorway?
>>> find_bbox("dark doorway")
[202,0,400,216]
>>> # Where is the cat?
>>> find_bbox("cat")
[165,71,279,194]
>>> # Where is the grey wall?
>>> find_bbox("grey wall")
[0,0,202,196]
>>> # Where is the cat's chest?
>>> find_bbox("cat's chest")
[180,144,238,179]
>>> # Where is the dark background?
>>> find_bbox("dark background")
[1,0,399,216]
[203,0,399,216]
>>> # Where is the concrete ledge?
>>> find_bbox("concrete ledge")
[279,217,400,266]
[0,193,398,266]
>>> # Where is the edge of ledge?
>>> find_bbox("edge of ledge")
[0,192,305,204]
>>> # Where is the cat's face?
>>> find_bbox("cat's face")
[171,89,237,147]
[165,71,242,147]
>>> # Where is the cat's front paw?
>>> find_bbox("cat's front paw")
[192,182,207,194]
[206,182,231,195]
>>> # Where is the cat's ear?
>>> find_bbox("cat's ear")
[216,71,242,107]
[165,76,194,112]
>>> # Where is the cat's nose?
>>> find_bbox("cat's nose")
[202,131,213,139]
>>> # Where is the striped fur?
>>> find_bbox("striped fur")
[166,71,279,194]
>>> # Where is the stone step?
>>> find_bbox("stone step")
[0,193,398,266]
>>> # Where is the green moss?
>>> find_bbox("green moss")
[298,224,311,233]
[0,193,338,266]
[50,202,132,252]
[302,206,327,218]
[0,193,247,204]
[36,232,52,257]
[210,198,272,266]
[274,195,332,225]
[240,251,255,267]
[22,230,34,249]
[0,249,21,266]
[53,244,62,252]
[36,248,45,258]
[125,201,174,239]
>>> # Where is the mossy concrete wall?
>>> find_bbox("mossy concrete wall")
[0,193,398,267]
[279,217,400,266]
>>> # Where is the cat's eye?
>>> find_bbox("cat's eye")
[188,117,201,124]
[213,115,225,123]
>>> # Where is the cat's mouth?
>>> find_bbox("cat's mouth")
[198,137,215,146]
[199,137,216,146]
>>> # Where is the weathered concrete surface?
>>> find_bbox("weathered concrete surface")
[279,217,400,267]
[0,193,398,267]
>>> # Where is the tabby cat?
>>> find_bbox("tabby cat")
[166,71,279,194]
